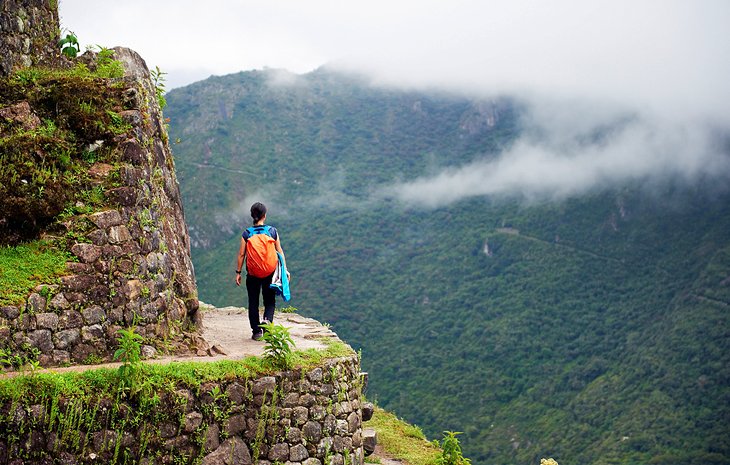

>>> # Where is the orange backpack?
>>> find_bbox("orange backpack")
[244,225,278,278]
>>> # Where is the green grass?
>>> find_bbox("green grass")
[0,240,70,306]
[368,406,442,465]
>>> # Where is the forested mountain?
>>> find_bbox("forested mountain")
[165,68,730,465]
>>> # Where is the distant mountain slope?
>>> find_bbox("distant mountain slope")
[166,69,730,465]
[165,69,517,249]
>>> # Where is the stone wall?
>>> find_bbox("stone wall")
[0,0,61,76]
[0,355,365,465]
[0,47,200,366]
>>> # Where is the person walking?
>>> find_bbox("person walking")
[235,202,290,340]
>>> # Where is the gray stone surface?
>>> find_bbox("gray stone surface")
[26,293,46,313]
[52,328,80,350]
[34,313,58,331]
[202,437,252,465]
[89,210,123,229]
[303,421,323,444]
[58,310,83,329]
[71,243,102,263]
[363,429,377,456]
[108,225,132,244]
[81,324,103,342]
[268,443,289,462]
[361,403,374,422]
[253,376,277,395]
[81,306,105,325]
[1,306,20,320]
[49,293,69,311]
[290,443,308,462]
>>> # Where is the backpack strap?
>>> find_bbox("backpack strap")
[244,225,274,240]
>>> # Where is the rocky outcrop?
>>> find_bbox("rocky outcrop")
[0,0,61,76]
[0,46,200,366]
[459,100,501,136]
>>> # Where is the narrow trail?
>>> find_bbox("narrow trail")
[185,162,256,176]
[692,294,730,308]
[1,304,338,378]
[495,227,627,265]
[199,304,337,359]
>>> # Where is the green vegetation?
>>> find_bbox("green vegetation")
[151,65,167,110]
[58,31,80,58]
[165,69,730,465]
[0,240,70,305]
[368,406,441,465]
[437,432,471,465]
[260,322,295,369]
[0,337,353,399]
[113,327,144,393]
[0,56,128,245]
[0,345,41,372]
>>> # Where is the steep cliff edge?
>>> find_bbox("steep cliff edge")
[0,2,199,366]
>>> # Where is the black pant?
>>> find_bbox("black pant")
[246,273,275,333]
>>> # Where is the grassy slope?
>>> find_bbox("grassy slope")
[165,70,730,465]
[368,406,442,465]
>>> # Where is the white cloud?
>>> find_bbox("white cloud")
[388,100,730,207]
[59,1,730,110]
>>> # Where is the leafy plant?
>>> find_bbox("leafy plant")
[260,323,295,369]
[59,32,80,58]
[0,348,12,370]
[114,327,144,392]
[94,47,124,79]
[151,66,167,109]
[437,432,470,465]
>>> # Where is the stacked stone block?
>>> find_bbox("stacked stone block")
[0,0,62,76]
[0,356,364,465]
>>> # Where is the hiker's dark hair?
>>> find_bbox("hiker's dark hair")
[250,202,267,223]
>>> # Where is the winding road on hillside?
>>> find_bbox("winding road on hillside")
[495,227,628,265]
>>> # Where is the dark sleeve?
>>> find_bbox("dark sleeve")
[242,229,249,241]
[269,226,278,241]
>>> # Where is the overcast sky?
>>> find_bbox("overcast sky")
[59,1,729,112]
[59,0,730,206]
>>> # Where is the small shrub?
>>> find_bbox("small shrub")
[437,431,471,465]
[95,47,125,79]
[58,32,80,58]
[260,323,295,369]
[114,327,143,393]
[151,66,167,109]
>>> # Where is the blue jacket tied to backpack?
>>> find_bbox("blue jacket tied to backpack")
[269,251,290,301]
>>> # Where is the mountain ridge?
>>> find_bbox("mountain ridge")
[166,68,730,465]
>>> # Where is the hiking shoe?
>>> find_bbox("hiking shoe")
[261,319,271,333]
[252,330,264,341]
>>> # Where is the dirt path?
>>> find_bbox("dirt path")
[198,303,337,359]
[372,444,407,465]
[496,227,625,264]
